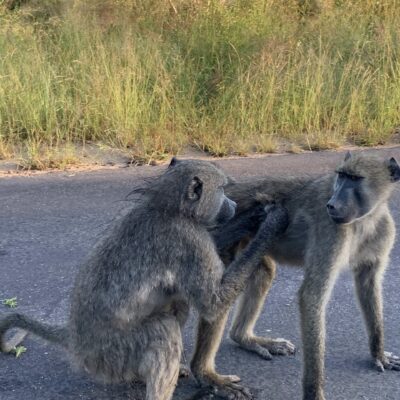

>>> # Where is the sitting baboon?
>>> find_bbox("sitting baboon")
[0,159,289,400]
[192,152,400,400]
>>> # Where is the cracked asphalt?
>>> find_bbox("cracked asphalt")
[1,148,400,400]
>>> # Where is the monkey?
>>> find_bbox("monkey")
[0,158,289,400]
[190,152,400,400]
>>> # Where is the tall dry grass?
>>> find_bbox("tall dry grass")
[0,0,400,167]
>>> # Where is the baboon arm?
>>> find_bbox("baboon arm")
[218,206,287,300]
[353,215,399,370]
[354,258,400,371]
[211,204,266,251]
[190,313,229,376]
[353,260,385,360]
[186,206,288,321]
[299,247,340,400]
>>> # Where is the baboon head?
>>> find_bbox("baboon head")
[326,152,400,224]
[153,158,236,226]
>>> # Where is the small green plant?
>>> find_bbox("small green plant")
[2,297,18,308]
[12,345,27,358]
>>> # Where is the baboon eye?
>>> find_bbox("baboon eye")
[337,171,363,181]
[349,175,363,181]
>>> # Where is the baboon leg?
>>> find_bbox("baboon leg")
[299,262,339,400]
[172,301,191,378]
[230,257,295,360]
[191,314,253,400]
[353,258,400,371]
[144,356,180,400]
[191,312,238,382]
[139,316,182,400]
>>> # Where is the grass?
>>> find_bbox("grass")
[0,0,400,168]
[2,297,18,308]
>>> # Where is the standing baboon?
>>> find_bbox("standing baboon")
[191,152,400,400]
[0,159,289,400]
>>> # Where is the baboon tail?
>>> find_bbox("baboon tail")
[0,313,68,353]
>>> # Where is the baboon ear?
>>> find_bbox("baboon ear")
[169,157,178,167]
[388,157,400,182]
[187,177,203,201]
[344,151,352,161]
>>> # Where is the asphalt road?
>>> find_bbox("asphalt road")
[1,148,400,400]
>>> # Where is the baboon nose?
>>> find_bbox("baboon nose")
[229,199,237,210]
[326,202,335,211]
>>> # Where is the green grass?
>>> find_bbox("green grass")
[0,0,400,168]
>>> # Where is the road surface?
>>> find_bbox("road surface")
[1,148,400,400]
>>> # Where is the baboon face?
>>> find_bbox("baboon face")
[168,158,236,226]
[326,152,400,224]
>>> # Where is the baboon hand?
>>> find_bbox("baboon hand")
[375,351,400,372]
[246,204,268,232]
[259,204,289,237]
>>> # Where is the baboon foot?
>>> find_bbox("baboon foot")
[194,372,252,400]
[231,334,296,360]
[375,351,400,372]
[179,364,191,378]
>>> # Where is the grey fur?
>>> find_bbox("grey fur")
[0,159,289,400]
[192,152,400,400]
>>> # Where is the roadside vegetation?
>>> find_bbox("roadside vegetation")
[0,0,399,168]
